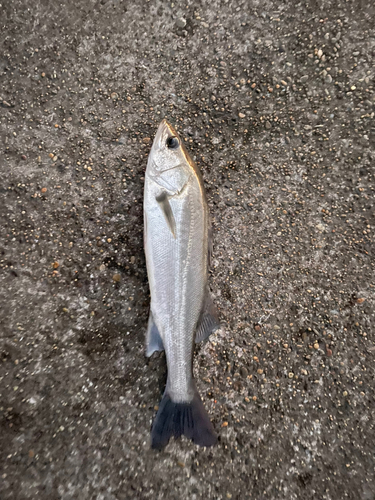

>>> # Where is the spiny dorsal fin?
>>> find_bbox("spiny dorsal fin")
[208,219,213,268]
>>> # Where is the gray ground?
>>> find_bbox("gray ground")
[1,0,374,498]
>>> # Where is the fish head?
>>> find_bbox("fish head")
[146,119,195,195]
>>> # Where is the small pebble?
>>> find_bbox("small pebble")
[356,298,366,304]
[238,112,246,118]
[41,187,47,193]
[143,137,151,144]
[300,75,309,83]
[313,343,319,350]
[176,17,186,28]
[52,262,59,269]
[112,273,121,282]
[240,366,248,378]
[265,121,271,129]
[221,421,228,427]
[288,372,294,379]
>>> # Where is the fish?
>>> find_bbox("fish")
[143,119,220,449]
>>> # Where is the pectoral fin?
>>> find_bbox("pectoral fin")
[146,311,164,357]
[156,192,176,238]
[195,291,220,343]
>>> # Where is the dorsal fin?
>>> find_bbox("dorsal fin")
[195,290,220,343]
[207,218,213,268]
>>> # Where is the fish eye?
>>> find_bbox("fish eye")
[166,136,179,149]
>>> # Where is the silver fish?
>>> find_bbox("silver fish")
[144,119,219,449]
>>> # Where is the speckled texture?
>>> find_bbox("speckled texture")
[1,0,374,499]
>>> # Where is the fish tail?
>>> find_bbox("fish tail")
[151,382,217,449]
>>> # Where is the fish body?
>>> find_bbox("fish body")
[144,119,219,448]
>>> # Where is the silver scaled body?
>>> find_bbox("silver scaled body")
[144,120,209,403]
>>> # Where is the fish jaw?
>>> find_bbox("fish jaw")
[153,119,179,150]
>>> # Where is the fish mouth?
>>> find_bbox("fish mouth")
[147,119,192,193]
[155,119,180,148]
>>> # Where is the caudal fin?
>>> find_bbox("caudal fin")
[151,383,217,449]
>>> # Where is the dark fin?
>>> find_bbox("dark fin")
[146,311,164,357]
[151,382,217,449]
[156,192,176,238]
[195,292,220,343]
[207,218,213,268]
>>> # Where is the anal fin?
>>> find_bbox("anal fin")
[195,292,220,343]
[146,311,164,357]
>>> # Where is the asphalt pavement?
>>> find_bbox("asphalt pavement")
[0,1,374,499]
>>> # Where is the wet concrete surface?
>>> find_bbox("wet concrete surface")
[1,0,374,498]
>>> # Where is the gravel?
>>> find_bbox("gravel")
[0,1,374,499]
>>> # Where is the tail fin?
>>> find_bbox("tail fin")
[151,383,217,449]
